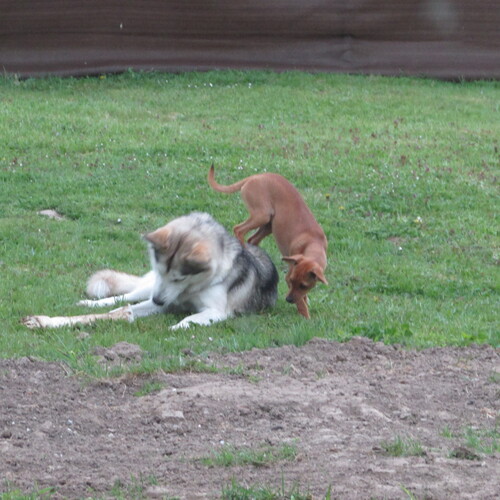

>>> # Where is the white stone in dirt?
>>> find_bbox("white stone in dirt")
[39,420,56,436]
[359,405,392,422]
[146,390,186,422]
[154,407,185,421]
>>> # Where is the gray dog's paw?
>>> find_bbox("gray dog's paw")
[77,299,95,307]
[22,315,49,329]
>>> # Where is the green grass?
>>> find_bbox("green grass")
[221,478,331,500]
[0,484,55,500]
[200,442,298,467]
[0,70,498,374]
[442,424,500,455]
[379,436,427,457]
[133,380,164,397]
[400,485,423,500]
[109,474,164,500]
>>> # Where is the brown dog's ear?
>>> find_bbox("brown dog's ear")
[282,255,304,266]
[310,267,328,285]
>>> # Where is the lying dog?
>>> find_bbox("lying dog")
[22,212,278,330]
[208,165,327,319]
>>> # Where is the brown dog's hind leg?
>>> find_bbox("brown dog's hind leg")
[233,214,271,246]
[247,222,272,246]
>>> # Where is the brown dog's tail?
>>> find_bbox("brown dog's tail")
[207,164,248,193]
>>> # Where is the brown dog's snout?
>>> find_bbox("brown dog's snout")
[286,295,295,304]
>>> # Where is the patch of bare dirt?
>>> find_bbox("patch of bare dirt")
[1,337,499,499]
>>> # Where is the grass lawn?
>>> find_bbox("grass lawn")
[1,70,498,375]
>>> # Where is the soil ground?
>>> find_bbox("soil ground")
[1,337,499,499]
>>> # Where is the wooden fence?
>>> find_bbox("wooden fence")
[1,0,498,79]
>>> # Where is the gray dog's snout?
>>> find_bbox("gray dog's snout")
[152,296,164,306]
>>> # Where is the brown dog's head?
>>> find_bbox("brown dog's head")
[282,255,327,316]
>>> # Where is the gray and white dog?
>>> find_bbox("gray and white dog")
[23,212,278,330]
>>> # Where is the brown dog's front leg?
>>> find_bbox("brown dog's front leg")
[295,296,310,319]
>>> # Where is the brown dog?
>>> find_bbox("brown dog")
[208,165,327,318]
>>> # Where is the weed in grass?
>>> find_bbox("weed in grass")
[400,485,424,500]
[0,484,55,499]
[489,370,500,384]
[174,357,219,373]
[379,436,426,457]
[441,424,500,455]
[221,363,246,376]
[200,442,297,467]
[133,381,164,397]
[221,480,278,500]
[448,447,481,461]
[247,374,263,384]
[110,474,160,499]
[462,425,500,455]
[221,477,331,500]
[440,425,456,439]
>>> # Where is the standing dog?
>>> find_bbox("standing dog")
[208,165,327,319]
[22,212,278,330]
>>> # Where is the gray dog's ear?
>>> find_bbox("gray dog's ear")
[181,242,211,275]
[144,227,171,249]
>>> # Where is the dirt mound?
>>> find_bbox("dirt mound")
[1,337,499,499]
